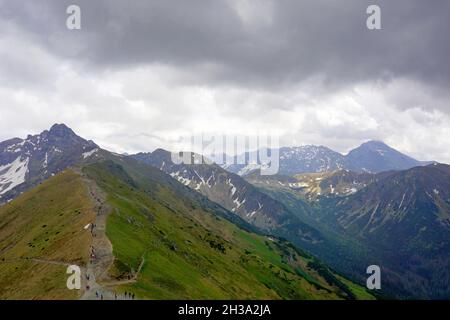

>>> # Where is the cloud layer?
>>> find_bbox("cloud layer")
[0,0,449,162]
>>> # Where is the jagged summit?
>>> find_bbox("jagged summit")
[48,123,76,136]
[0,124,98,202]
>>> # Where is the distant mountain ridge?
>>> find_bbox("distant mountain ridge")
[132,149,324,245]
[323,163,450,298]
[244,162,450,298]
[330,163,450,237]
[133,149,292,230]
[222,141,431,176]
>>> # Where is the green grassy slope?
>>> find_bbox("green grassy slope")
[0,155,374,299]
[83,159,374,299]
[253,186,375,280]
[0,170,95,299]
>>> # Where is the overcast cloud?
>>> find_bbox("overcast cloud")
[0,0,449,162]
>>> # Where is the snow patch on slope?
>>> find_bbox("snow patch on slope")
[82,148,99,159]
[170,171,192,186]
[0,156,29,195]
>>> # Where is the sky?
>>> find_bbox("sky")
[0,0,449,162]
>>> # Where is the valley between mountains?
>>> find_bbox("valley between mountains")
[0,124,448,299]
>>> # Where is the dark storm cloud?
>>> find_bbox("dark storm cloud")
[1,0,450,93]
[0,0,449,163]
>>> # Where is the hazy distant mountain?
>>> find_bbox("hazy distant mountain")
[343,140,426,173]
[222,141,431,176]
[0,124,98,203]
[224,145,345,176]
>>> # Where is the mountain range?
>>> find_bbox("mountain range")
[0,124,372,300]
[131,143,449,298]
[223,141,431,176]
[245,164,450,298]
[0,124,448,299]
[133,149,321,241]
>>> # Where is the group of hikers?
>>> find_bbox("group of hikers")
[86,191,137,301]
[116,291,135,300]
[95,291,104,300]
[85,273,92,292]
[90,223,97,237]
[92,290,136,300]
[89,245,97,264]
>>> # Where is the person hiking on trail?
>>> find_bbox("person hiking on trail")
[95,291,98,298]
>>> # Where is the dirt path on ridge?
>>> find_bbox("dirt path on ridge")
[78,170,143,300]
